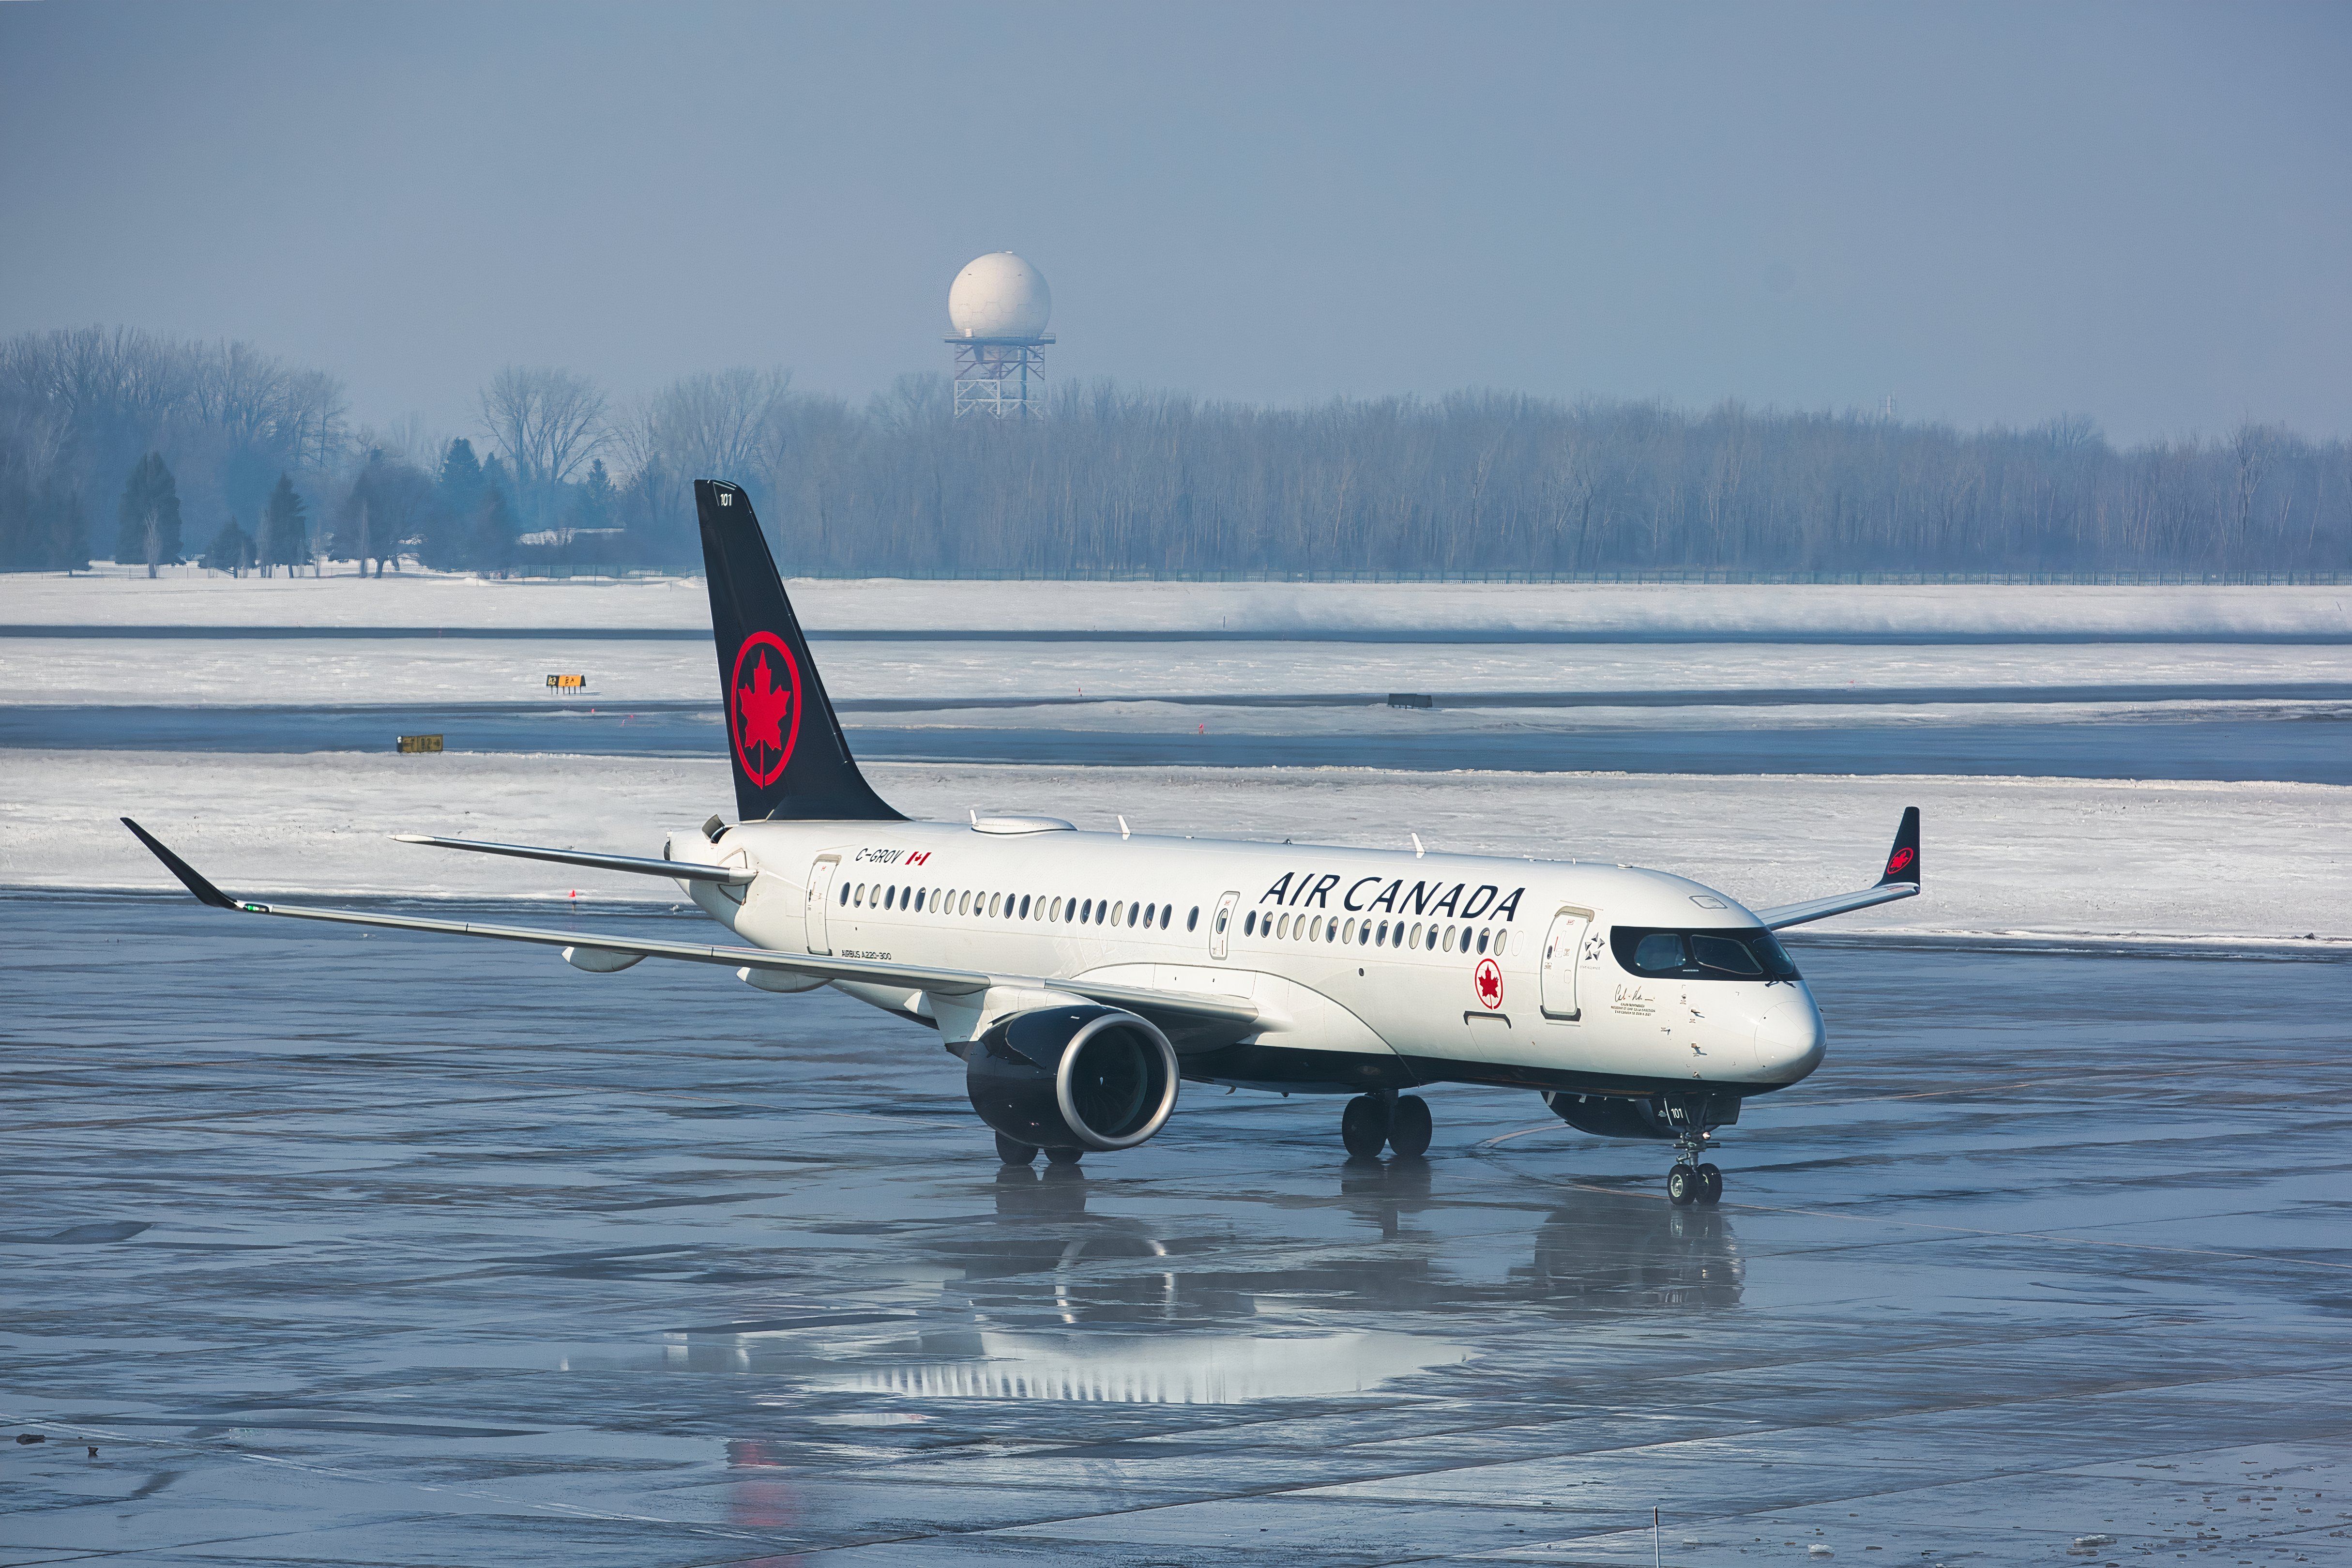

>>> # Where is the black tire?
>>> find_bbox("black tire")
[1340,1095,1391,1158]
[1666,1164,1697,1206]
[1388,1095,1433,1157]
[1697,1163,1724,1204]
[995,1132,1039,1166]
[1044,1145,1085,1166]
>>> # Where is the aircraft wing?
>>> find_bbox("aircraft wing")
[391,832,755,884]
[121,818,1259,1031]
[1752,806,1922,931]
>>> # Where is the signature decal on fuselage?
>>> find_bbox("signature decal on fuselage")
[1610,984,1654,1017]
[1257,872,1525,922]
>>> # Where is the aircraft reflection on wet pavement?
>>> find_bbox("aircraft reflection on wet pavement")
[665,1172,1739,1407]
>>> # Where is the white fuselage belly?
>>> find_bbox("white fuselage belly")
[675,819,1826,1099]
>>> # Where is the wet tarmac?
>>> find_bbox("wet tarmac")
[5,893,2350,1564]
[6,701,2348,782]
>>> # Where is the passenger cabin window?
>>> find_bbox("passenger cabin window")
[1613,927,1800,981]
[1188,906,1199,931]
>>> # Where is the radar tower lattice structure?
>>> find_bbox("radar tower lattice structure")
[945,252,1054,421]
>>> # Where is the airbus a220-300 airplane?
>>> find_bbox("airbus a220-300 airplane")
[127,480,1923,1205]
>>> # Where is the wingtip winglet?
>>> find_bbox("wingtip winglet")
[1877,805,1922,887]
[119,817,239,910]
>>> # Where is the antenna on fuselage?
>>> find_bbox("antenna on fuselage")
[1411,833,1425,858]
[1117,815,1130,840]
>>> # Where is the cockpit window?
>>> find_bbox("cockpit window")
[1613,926,1799,981]
[1690,934,1762,975]
[1632,932,1686,971]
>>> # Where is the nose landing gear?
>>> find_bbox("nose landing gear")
[1667,1160,1723,1205]
[1662,1095,1729,1206]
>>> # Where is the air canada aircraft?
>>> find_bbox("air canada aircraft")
[126,480,1922,1205]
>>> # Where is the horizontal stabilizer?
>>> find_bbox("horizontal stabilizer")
[394,833,754,884]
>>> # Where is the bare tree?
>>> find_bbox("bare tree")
[479,365,607,527]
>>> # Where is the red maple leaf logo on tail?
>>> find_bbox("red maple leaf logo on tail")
[1886,846,1916,875]
[729,632,802,788]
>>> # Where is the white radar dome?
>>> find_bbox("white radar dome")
[948,252,1052,339]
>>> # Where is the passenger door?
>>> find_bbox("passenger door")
[1540,908,1591,1020]
[1209,890,1241,961]
[804,857,838,955]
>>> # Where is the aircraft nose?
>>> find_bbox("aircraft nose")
[1751,988,1826,1083]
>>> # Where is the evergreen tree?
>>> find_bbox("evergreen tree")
[203,519,254,576]
[436,437,485,518]
[256,472,308,576]
[413,438,480,571]
[572,457,616,532]
[114,453,182,577]
[479,453,518,525]
[469,486,516,575]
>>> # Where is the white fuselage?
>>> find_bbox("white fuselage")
[667,818,1827,1100]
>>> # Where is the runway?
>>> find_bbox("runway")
[6,700,2347,782]
[5,893,2349,1565]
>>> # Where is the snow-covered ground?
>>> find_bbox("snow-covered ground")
[8,634,2348,709]
[8,750,2341,946]
[8,568,2349,637]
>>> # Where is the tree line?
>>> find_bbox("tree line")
[3,326,2346,578]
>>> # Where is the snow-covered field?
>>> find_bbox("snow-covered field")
[7,750,2341,946]
[8,634,2348,709]
[8,568,2349,637]
[8,576,2341,946]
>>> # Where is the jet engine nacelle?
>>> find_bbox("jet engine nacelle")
[965,1005,1179,1152]
[1544,1091,1742,1140]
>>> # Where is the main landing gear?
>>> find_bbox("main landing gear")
[1341,1091,1432,1158]
[995,1132,1084,1167]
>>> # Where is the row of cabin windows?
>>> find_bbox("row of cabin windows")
[843,880,1199,934]
[1239,907,1508,957]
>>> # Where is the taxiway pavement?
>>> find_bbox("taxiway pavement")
[5,895,2349,1564]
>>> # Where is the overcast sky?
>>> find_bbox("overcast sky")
[4,1,2347,446]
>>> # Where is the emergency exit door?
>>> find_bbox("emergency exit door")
[805,857,838,955]
[1540,908,1591,1020]
[1209,891,1240,960]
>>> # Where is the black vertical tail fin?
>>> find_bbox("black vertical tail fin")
[697,479,901,822]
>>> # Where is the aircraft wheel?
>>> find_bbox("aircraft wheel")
[1666,1164,1698,1206]
[995,1132,1039,1166]
[1698,1163,1724,1204]
[1387,1095,1433,1157]
[1044,1146,1085,1167]
[1340,1095,1391,1158]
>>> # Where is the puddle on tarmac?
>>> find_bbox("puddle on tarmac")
[808,1329,1471,1404]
